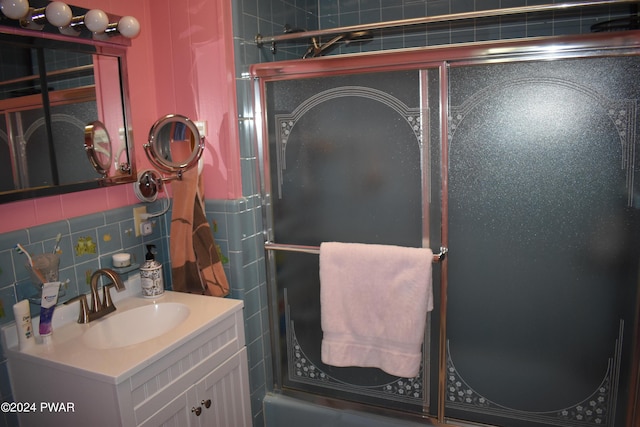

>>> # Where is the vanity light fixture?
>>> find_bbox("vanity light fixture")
[0,0,140,40]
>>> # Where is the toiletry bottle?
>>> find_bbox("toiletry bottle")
[12,300,35,350]
[140,244,164,298]
[39,281,61,342]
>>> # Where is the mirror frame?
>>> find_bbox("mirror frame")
[84,121,112,176]
[144,114,204,174]
[0,6,136,203]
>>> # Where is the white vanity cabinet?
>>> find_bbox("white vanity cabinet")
[4,292,251,427]
[133,312,251,427]
[129,311,252,427]
[139,348,249,426]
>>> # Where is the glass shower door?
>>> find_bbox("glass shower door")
[445,56,640,427]
[264,69,439,414]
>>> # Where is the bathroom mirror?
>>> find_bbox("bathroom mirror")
[84,121,112,176]
[144,114,204,174]
[0,8,136,203]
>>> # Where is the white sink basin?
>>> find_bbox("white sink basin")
[83,302,190,349]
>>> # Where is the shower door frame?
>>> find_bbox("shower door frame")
[251,30,640,427]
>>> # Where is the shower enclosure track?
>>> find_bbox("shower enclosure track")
[256,0,640,50]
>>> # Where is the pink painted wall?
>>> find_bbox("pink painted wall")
[0,0,240,233]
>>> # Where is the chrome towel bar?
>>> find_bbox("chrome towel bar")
[264,242,448,263]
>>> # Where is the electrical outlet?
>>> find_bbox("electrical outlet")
[133,206,147,237]
[195,120,207,137]
[140,221,153,236]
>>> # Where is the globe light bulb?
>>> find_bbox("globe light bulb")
[0,0,29,20]
[45,1,71,27]
[84,8,108,33]
[117,15,140,38]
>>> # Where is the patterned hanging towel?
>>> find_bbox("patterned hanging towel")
[170,167,229,297]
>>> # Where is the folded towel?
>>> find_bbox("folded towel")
[171,167,229,297]
[320,242,433,378]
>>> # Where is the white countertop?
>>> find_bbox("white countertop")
[2,275,243,385]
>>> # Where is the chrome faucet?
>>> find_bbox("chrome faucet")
[65,268,125,323]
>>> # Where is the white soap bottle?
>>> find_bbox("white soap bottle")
[140,244,164,298]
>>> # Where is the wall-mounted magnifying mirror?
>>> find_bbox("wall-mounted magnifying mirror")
[144,114,204,175]
[135,114,204,203]
[84,121,112,176]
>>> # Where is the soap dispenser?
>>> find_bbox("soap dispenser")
[140,244,164,298]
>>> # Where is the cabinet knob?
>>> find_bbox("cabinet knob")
[191,406,202,416]
[202,399,212,409]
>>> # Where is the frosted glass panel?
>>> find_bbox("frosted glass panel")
[268,73,423,247]
[445,57,639,427]
[265,70,432,413]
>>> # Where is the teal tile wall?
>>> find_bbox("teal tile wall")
[234,0,635,67]
[0,197,261,427]
[205,197,269,427]
[0,205,165,323]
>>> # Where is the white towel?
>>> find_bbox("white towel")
[319,242,433,378]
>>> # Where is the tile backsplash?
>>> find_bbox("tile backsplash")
[0,202,169,328]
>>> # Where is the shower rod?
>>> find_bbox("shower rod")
[264,242,448,263]
[255,0,640,52]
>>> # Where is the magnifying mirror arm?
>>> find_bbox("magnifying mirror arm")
[134,168,185,203]
[157,169,183,185]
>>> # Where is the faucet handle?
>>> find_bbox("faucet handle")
[64,294,89,324]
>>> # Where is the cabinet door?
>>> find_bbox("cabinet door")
[138,387,194,427]
[199,348,251,427]
[139,348,251,427]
